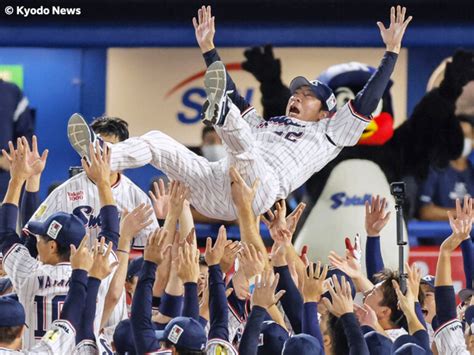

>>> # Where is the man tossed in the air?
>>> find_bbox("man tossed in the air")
[68,5,411,221]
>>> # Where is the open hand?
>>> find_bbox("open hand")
[148,178,169,219]
[377,5,412,54]
[120,204,154,243]
[251,269,285,309]
[205,225,227,266]
[192,5,215,53]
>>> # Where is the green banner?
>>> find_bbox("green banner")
[0,65,24,89]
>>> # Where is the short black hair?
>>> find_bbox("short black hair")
[201,126,216,140]
[40,235,71,262]
[91,116,129,142]
[0,325,23,344]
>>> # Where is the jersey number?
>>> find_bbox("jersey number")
[34,295,67,338]
[275,131,304,142]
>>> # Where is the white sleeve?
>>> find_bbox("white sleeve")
[3,243,41,290]
[73,340,98,355]
[324,100,370,147]
[242,107,264,128]
[434,319,469,354]
[29,320,76,354]
[28,184,65,224]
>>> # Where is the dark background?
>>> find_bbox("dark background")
[1,0,473,25]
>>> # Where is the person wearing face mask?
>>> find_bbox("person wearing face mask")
[200,126,226,162]
[418,117,474,221]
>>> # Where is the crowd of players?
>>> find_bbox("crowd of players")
[0,132,473,354]
[0,3,473,355]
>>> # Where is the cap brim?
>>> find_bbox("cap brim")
[26,221,46,236]
[459,288,474,302]
[420,280,435,291]
[155,330,166,341]
[289,76,312,93]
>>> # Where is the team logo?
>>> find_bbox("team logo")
[67,190,84,201]
[47,220,63,239]
[168,325,184,344]
[330,192,372,209]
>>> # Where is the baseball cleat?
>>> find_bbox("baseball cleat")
[67,113,100,163]
[202,61,229,126]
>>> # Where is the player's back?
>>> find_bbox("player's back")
[18,262,72,349]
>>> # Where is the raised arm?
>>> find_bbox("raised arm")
[177,241,200,321]
[352,6,412,116]
[271,230,304,333]
[20,135,44,226]
[82,143,119,249]
[77,238,116,343]
[435,198,472,324]
[1,137,47,284]
[131,228,170,354]
[204,227,231,340]
[229,166,268,262]
[193,5,251,113]
[322,275,370,355]
[365,195,390,281]
[101,204,153,328]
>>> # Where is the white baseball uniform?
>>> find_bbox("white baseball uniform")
[108,100,369,220]
[2,243,118,348]
[434,319,469,355]
[28,171,158,249]
[0,316,75,354]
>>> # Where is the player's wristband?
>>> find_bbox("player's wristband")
[116,249,129,254]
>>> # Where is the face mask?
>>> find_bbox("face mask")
[202,144,226,162]
[461,138,473,158]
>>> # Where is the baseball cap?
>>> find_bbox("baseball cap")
[27,212,86,248]
[258,320,289,355]
[127,257,144,281]
[392,335,427,355]
[459,288,474,303]
[420,275,435,291]
[289,76,337,114]
[322,267,356,302]
[155,317,206,351]
[0,277,13,295]
[113,319,136,355]
[364,331,392,355]
[0,295,25,327]
[282,334,323,355]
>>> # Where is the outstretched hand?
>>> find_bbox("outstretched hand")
[442,197,473,253]
[149,178,170,220]
[377,5,412,54]
[2,137,48,182]
[81,142,111,186]
[229,166,259,211]
[193,5,215,53]
[365,195,391,237]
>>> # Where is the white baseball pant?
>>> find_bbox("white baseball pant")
[109,103,279,220]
